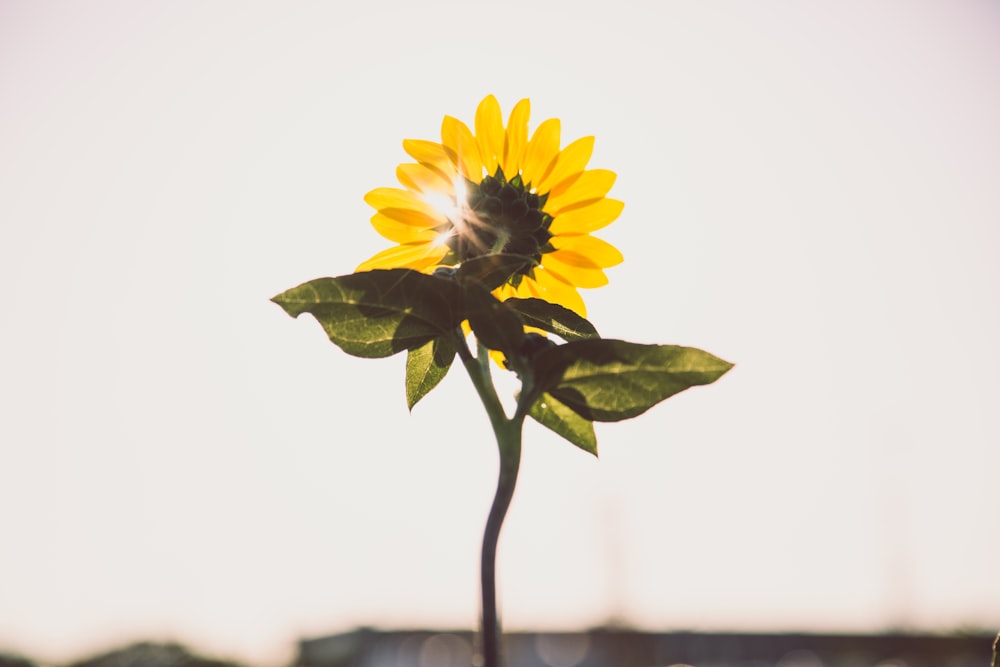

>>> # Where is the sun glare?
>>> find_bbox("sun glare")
[423,178,479,248]
[423,191,457,222]
[453,177,469,209]
[433,229,454,247]
[422,177,470,226]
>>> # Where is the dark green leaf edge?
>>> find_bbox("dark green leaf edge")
[533,339,734,422]
[405,336,458,410]
[528,391,598,456]
[271,269,463,359]
[504,298,599,342]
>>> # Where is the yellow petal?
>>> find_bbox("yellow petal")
[542,253,609,288]
[370,213,441,244]
[520,118,560,188]
[493,282,518,303]
[494,276,532,304]
[549,198,624,235]
[550,234,623,267]
[475,95,504,177]
[403,139,457,179]
[356,243,448,272]
[396,163,454,195]
[501,99,530,178]
[545,169,617,213]
[547,249,601,269]
[519,277,544,300]
[364,187,446,223]
[529,267,587,317]
[375,206,443,229]
[535,136,594,194]
[441,115,483,182]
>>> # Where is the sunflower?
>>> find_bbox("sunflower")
[357,95,623,318]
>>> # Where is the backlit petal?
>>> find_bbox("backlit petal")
[542,253,609,288]
[475,95,504,176]
[364,187,446,222]
[520,277,545,300]
[549,198,624,235]
[550,234,623,267]
[403,139,457,179]
[531,267,587,316]
[493,282,518,303]
[356,243,448,272]
[547,249,601,270]
[501,99,530,177]
[375,206,443,229]
[535,136,594,194]
[396,163,454,195]
[441,115,483,181]
[370,213,441,244]
[545,169,617,213]
[521,118,560,188]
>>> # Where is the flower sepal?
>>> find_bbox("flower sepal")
[455,253,536,290]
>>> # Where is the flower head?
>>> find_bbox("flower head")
[358,95,623,317]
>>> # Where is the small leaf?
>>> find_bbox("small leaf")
[529,391,598,456]
[272,269,463,358]
[505,297,599,341]
[456,254,534,290]
[406,336,457,410]
[463,282,525,357]
[533,339,733,422]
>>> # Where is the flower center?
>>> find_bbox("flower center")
[445,170,553,284]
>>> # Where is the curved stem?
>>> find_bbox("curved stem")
[480,418,521,667]
[453,329,526,667]
[455,331,508,429]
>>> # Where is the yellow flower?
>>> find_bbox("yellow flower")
[358,95,623,317]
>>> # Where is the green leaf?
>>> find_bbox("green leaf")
[271,269,463,358]
[456,254,534,291]
[504,298,599,341]
[529,391,598,456]
[463,282,525,357]
[406,336,457,410]
[533,339,733,422]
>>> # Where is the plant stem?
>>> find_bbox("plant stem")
[480,418,521,667]
[453,331,526,667]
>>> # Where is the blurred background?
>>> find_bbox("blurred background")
[1,1,998,665]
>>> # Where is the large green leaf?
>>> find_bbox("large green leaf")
[456,254,534,290]
[504,298,599,341]
[271,269,463,358]
[533,340,733,422]
[406,336,457,410]
[463,282,525,357]
[529,392,598,456]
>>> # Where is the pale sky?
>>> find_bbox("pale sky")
[1,1,999,665]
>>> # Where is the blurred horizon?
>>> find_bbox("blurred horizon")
[3,627,998,667]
